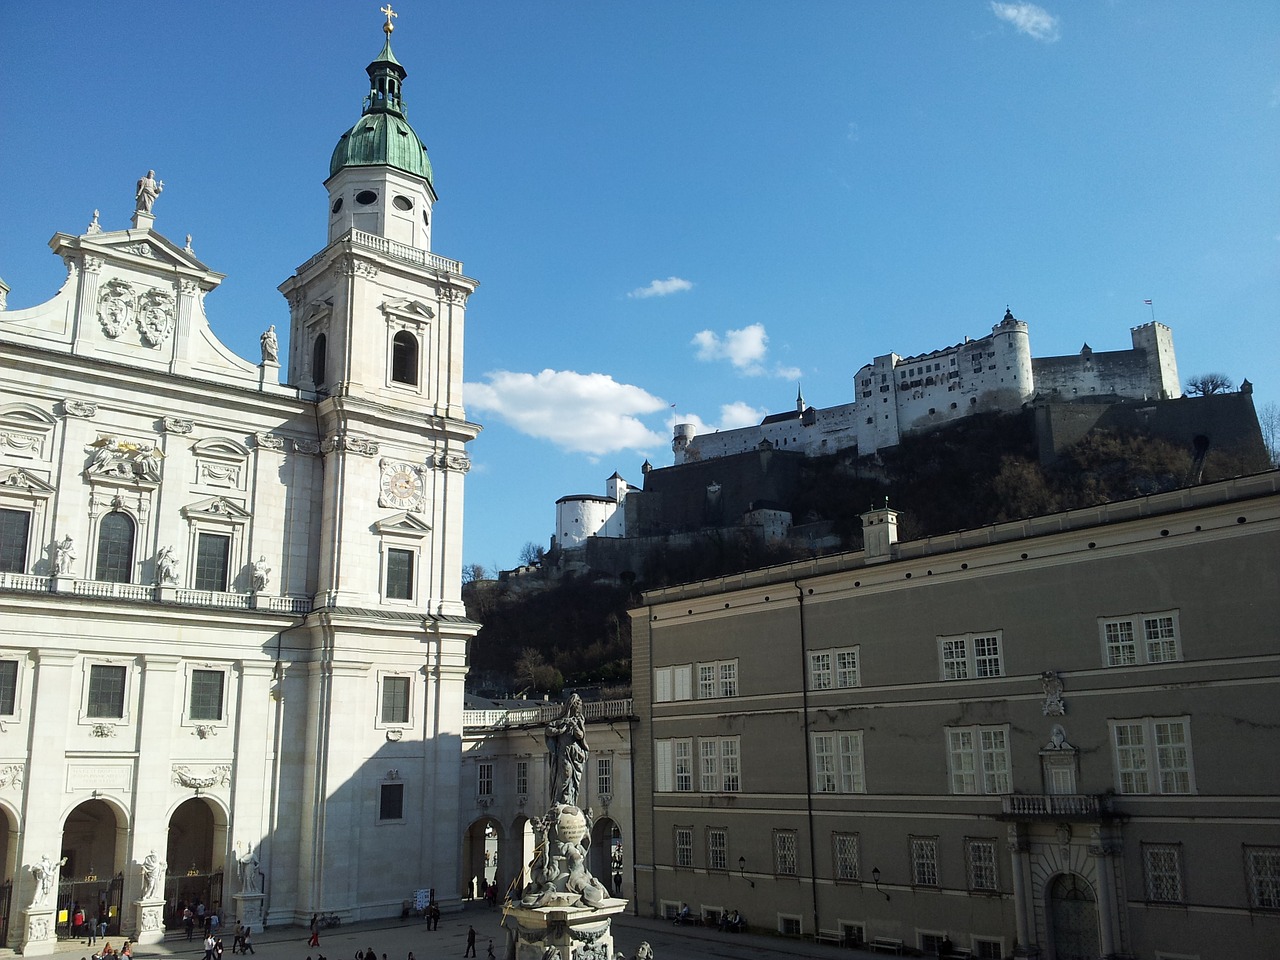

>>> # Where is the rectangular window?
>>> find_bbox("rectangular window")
[673,664,692,700]
[194,532,231,591]
[0,659,19,715]
[699,736,741,792]
[696,659,738,699]
[516,760,529,796]
[477,762,493,797]
[973,940,1003,960]
[386,547,415,600]
[87,664,127,718]
[812,731,865,793]
[1246,846,1280,910]
[967,839,997,891]
[1100,612,1181,666]
[707,828,728,871]
[774,830,798,876]
[810,647,860,690]
[654,666,672,702]
[947,726,1010,794]
[674,827,693,868]
[379,782,404,821]
[1143,843,1183,903]
[381,675,410,724]
[1111,718,1194,795]
[939,632,1003,680]
[833,832,859,881]
[597,757,612,797]
[189,669,225,721]
[911,837,939,886]
[654,739,673,792]
[674,738,693,791]
[0,508,31,574]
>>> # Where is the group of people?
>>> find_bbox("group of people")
[70,901,110,943]
[80,939,132,960]
[200,924,255,959]
[175,897,218,940]
[672,902,745,931]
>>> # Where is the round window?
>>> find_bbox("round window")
[393,195,413,211]
[331,197,344,214]
[355,190,378,205]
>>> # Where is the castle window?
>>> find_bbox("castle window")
[391,331,419,385]
[0,659,19,715]
[938,632,1003,680]
[194,532,231,591]
[87,664,127,719]
[189,668,226,721]
[379,782,404,821]
[947,726,1011,794]
[356,189,378,205]
[381,675,411,724]
[1111,717,1194,794]
[95,511,135,583]
[1100,611,1181,666]
[385,547,415,601]
[393,195,414,211]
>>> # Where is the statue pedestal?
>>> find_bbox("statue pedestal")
[20,907,57,956]
[134,898,166,944]
[504,899,627,960]
[234,893,265,929]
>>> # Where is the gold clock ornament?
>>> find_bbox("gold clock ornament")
[379,460,424,511]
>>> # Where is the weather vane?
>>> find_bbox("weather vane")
[381,3,397,34]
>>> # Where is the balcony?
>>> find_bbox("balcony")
[463,698,635,731]
[0,571,312,615]
[1000,794,1113,821]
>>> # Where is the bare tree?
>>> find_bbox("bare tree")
[461,562,488,584]
[1184,372,1234,396]
[1259,401,1280,466]
[517,541,546,566]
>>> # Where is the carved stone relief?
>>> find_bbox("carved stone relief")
[83,254,105,273]
[137,289,177,346]
[427,451,471,474]
[63,399,98,419]
[85,437,163,484]
[0,764,25,789]
[163,417,194,434]
[322,434,379,457]
[1041,670,1066,716]
[97,279,135,338]
[292,439,321,455]
[172,764,232,789]
[254,433,284,450]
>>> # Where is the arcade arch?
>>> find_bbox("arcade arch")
[1046,872,1100,960]
[57,798,128,938]
[462,817,502,901]
[165,797,228,928]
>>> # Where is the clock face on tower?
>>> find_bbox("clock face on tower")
[379,460,425,511]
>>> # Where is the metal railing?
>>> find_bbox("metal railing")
[463,698,634,730]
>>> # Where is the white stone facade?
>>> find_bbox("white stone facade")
[0,33,479,949]
[553,473,632,548]
[673,311,1181,464]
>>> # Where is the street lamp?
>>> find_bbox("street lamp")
[871,866,891,901]
[738,856,755,888]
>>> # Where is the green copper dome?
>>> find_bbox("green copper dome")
[329,36,433,183]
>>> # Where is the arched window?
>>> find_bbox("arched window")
[95,511,135,583]
[391,331,419,385]
[313,334,327,388]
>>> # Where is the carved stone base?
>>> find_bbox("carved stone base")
[133,898,166,944]
[504,900,627,960]
[21,907,57,956]
[234,893,265,930]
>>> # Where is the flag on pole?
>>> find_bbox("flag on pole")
[1143,299,1152,305]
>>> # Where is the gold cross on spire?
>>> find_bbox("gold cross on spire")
[380,3,398,34]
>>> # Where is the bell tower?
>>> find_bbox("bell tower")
[275,7,479,915]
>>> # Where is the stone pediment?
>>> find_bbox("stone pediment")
[374,512,432,538]
[70,229,219,279]
[192,437,251,459]
[181,496,251,522]
[0,466,56,497]
[380,298,435,321]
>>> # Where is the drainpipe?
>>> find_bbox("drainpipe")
[794,580,820,938]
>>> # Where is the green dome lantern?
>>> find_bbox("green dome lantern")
[329,28,433,184]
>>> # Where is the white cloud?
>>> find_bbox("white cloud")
[465,369,667,456]
[627,276,694,299]
[692,323,801,379]
[990,2,1061,42]
[668,401,769,436]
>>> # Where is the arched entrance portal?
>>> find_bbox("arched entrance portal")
[462,818,502,901]
[589,818,624,897]
[0,803,19,947]
[165,798,227,929]
[1047,873,1100,960]
[57,799,126,938]
[508,816,536,899]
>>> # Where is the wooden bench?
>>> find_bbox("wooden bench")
[814,930,843,946]
[869,937,904,954]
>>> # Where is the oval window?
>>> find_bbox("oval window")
[355,190,378,205]
[331,197,344,214]
[392,195,413,211]
[422,211,430,227]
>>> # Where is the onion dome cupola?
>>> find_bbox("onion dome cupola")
[326,7,436,251]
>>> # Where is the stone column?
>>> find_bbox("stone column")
[1090,828,1118,958]
[73,254,103,345]
[1007,826,1037,957]
[229,661,276,924]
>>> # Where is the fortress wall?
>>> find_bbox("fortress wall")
[1033,349,1154,400]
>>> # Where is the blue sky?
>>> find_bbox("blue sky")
[3,2,1277,572]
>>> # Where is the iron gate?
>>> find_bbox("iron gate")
[57,872,124,939]
[0,878,12,947]
[164,871,224,929]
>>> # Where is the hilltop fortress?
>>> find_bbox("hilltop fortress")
[674,310,1180,464]
[553,312,1186,553]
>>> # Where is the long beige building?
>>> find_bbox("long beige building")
[630,471,1280,960]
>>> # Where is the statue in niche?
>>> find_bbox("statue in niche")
[155,546,179,585]
[260,325,279,363]
[52,536,76,577]
[135,170,164,213]
[546,693,588,807]
[141,851,166,900]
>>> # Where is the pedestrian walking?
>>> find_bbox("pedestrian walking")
[464,926,476,958]
[86,915,98,947]
[184,907,196,941]
[242,927,255,955]
[429,903,440,931]
[203,933,216,960]
[308,915,320,948]
[486,940,495,960]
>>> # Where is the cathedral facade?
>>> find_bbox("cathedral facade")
[0,18,477,950]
